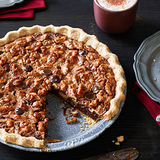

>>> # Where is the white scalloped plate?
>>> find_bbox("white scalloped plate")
[0,0,24,8]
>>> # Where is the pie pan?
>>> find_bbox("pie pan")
[133,31,160,102]
[0,25,126,152]
[0,80,126,152]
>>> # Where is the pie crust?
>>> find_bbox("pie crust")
[0,25,126,148]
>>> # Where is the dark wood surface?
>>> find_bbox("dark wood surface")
[0,0,160,159]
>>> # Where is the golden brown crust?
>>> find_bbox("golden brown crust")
[0,129,44,148]
[0,25,126,148]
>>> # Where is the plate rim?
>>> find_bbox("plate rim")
[133,30,160,102]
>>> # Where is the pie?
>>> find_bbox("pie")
[0,25,126,148]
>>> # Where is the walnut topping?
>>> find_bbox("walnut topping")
[0,31,117,146]
[66,117,78,124]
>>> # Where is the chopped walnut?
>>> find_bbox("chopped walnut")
[0,31,116,144]
[66,117,78,124]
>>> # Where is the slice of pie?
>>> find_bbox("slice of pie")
[0,25,126,148]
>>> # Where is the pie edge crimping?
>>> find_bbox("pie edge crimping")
[0,25,126,148]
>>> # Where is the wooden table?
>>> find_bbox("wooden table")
[0,0,160,159]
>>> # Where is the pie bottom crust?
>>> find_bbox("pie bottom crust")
[0,25,126,148]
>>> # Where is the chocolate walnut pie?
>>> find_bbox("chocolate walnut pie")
[0,25,126,148]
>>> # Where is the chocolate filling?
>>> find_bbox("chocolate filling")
[50,90,99,120]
